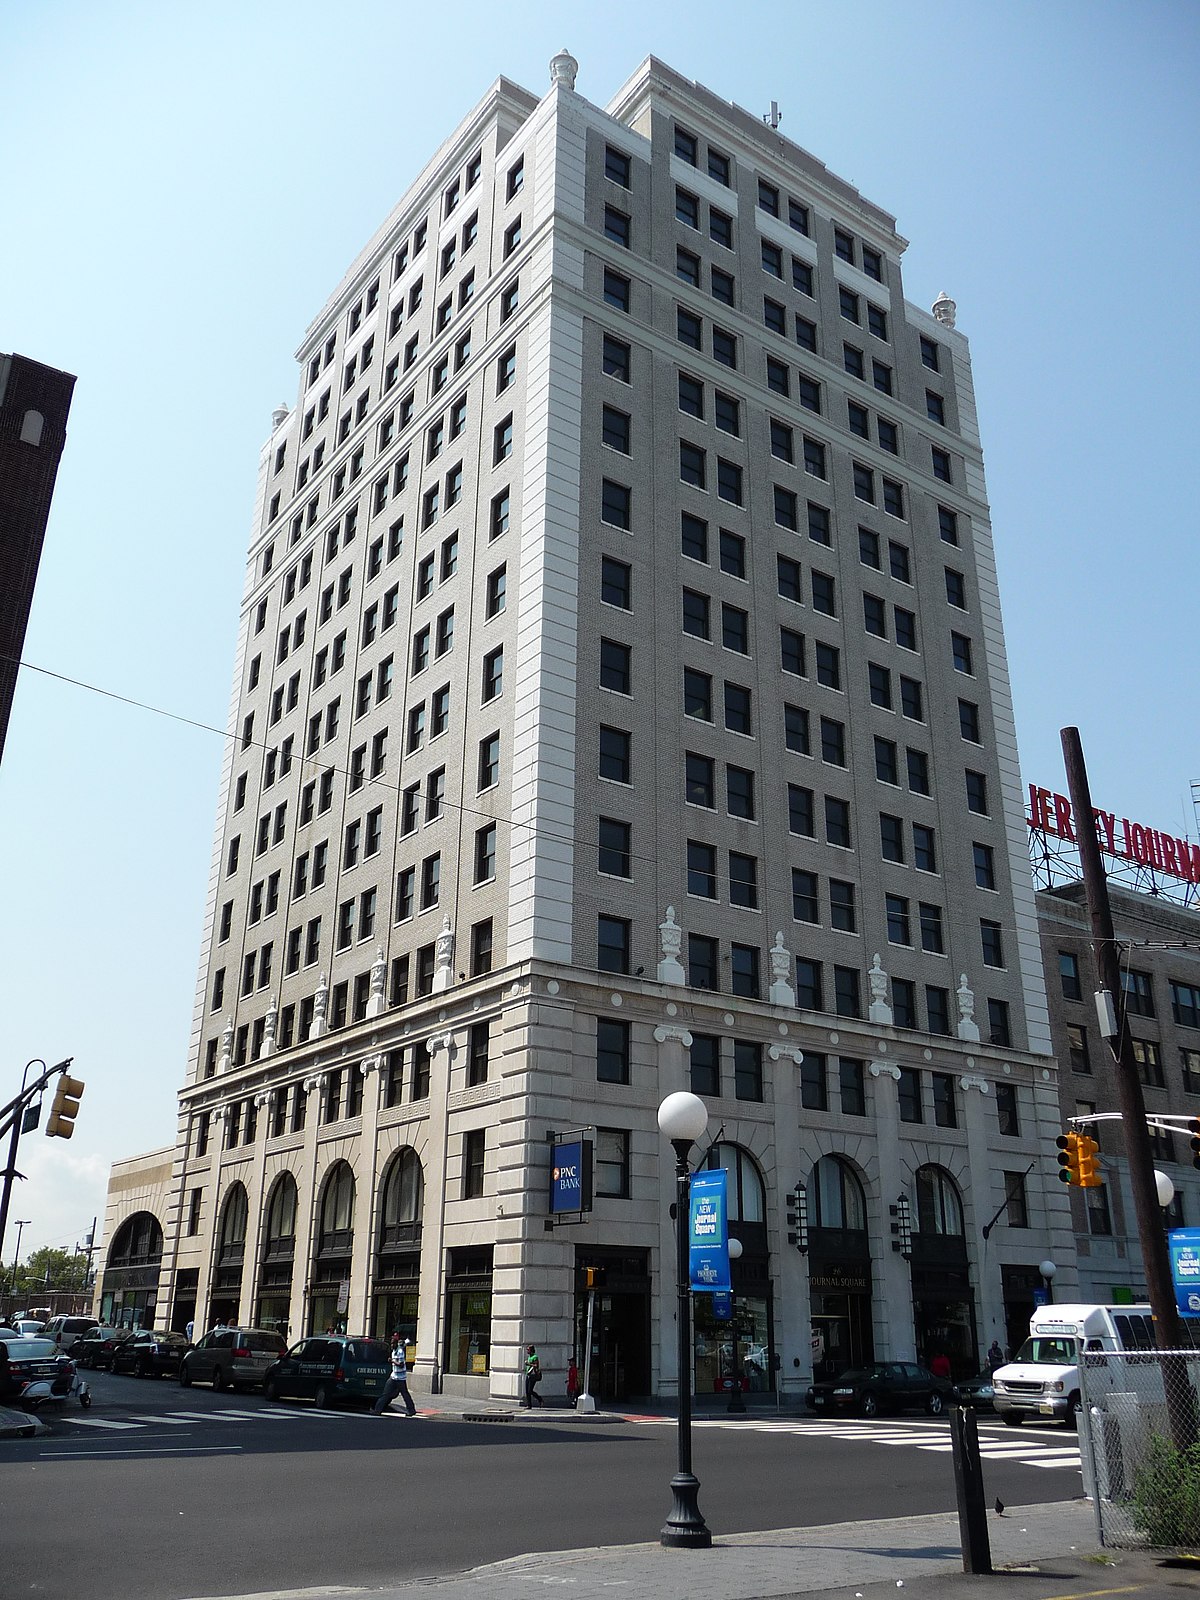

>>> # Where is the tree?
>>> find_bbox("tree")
[20,1246,89,1293]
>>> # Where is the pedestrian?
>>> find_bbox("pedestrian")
[987,1340,1005,1372]
[929,1350,952,1380]
[566,1356,580,1409]
[185,1319,195,1344]
[522,1344,543,1408]
[374,1334,417,1416]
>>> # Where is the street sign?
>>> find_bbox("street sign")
[1169,1227,1200,1316]
[337,1278,350,1315]
[550,1136,593,1215]
[689,1168,729,1292]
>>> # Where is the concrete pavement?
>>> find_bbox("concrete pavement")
[177,1498,1164,1600]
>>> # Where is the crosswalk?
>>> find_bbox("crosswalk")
[61,1406,368,1432]
[625,1414,1081,1471]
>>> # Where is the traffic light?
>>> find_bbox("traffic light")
[45,1074,84,1140]
[583,1266,607,1291]
[1076,1135,1101,1189]
[1190,1119,1200,1171]
[1057,1131,1081,1185]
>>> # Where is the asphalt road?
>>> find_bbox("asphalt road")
[1,1372,1084,1600]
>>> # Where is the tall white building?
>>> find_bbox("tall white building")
[97,52,1075,1399]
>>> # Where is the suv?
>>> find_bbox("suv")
[44,1316,98,1354]
[180,1327,286,1391]
[263,1335,391,1408]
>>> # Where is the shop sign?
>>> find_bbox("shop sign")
[1169,1227,1200,1316]
[550,1135,593,1215]
[712,1292,731,1321]
[337,1278,350,1315]
[808,1264,869,1294]
[688,1168,730,1292]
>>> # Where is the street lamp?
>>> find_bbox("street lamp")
[726,1236,745,1415]
[1155,1170,1176,1210]
[11,1220,30,1301]
[1039,1259,1057,1305]
[658,1090,712,1550]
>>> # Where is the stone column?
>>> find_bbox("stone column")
[241,1090,272,1323]
[769,1040,811,1396]
[960,1073,998,1360]
[289,1072,324,1338]
[414,1031,456,1392]
[347,1053,384,1335]
[869,1060,916,1360]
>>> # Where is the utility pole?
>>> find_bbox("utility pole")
[1061,728,1195,1443]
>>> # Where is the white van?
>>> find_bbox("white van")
[991,1304,1158,1427]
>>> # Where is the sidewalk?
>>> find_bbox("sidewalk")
[0,1404,46,1438]
[181,1497,1172,1600]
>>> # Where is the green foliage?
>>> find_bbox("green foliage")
[1132,1432,1200,1549]
[20,1246,89,1292]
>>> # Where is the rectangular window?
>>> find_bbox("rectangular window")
[597,914,630,974]
[734,1040,763,1102]
[595,1128,631,1199]
[801,1053,827,1111]
[463,1129,486,1199]
[898,1067,923,1123]
[689,934,719,991]
[1171,981,1200,1028]
[690,1034,720,1097]
[932,1072,958,1128]
[598,816,631,878]
[596,1018,630,1084]
[796,959,822,1011]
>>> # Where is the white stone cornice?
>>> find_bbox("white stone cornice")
[959,1074,990,1095]
[360,1052,383,1077]
[427,1032,457,1057]
[869,1060,901,1081]
[253,1091,271,1110]
[302,1074,322,1094]
[653,1024,693,1048]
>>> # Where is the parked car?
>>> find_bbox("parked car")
[807,1361,954,1418]
[74,1326,131,1370]
[1,1336,79,1409]
[180,1327,286,1392]
[11,1319,44,1337]
[953,1373,996,1411]
[263,1335,391,1408]
[44,1315,98,1354]
[111,1329,190,1379]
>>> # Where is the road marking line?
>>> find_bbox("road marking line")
[40,1445,242,1459]
[64,1417,144,1430]
[1039,1587,1142,1598]
[118,1414,194,1425]
[163,1411,247,1422]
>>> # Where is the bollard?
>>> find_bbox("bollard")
[949,1401,993,1575]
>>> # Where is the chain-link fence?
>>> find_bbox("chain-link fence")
[1079,1349,1200,1550]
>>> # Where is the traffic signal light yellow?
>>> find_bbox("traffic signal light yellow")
[1076,1134,1102,1188]
[1190,1118,1200,1171]
[1056,1131,1081,1185]
[46,1074,84,1140]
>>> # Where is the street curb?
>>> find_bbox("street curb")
[0,1405,48,1438]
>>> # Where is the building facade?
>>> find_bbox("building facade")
[0,351,76,764]
[97,53,1075,1399]
[1040,879,1200,1303]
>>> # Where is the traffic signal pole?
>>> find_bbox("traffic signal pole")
[1061,728,1195,1444]
[0,1057,77,1269]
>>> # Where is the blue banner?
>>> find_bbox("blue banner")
[550,1138,592,1214]
[712,1292,732,1321]
[1169,1227,1200,1317]
[689,1168,730,1291]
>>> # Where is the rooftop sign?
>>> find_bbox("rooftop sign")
[1028,784,1200,887]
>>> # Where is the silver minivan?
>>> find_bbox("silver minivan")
[44,1315,98,1354]
[179,1327,286,1391]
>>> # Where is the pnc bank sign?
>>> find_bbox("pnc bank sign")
[1028,784,1200,887]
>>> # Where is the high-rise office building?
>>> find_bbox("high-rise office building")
[0,352,76,764]
[97,53,1073,1397]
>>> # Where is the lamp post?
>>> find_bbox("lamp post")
[1155,1170,1175,1211]
[1039,1259,1057,1305]
[658,1090,712,1550]
[726,1237,745,1414]
[11,1219,30,1301]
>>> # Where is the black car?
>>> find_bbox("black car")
[1,1336,76,1407]
[953,1373,996,1411]
[74,1326,132,1370]
[807,1361,954,1418]
[111,1329,191,1379]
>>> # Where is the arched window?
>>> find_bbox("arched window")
[379,1149,423,1247]
[264,1173,297,1258]
[808,1156,867,1232]
[318,1161,355,1253]
[217,1184,248,1263]
[914,1164,964,1236]
[107,1212,164,1268]
[705,1143,765,1223]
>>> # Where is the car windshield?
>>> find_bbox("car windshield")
[1014,1336,1077,1365]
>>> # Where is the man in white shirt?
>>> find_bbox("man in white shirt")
[374,1336,417,1416]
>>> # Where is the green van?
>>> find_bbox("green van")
[263,1335,391,1408]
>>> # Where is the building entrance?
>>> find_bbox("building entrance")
[574,1248,650,1400]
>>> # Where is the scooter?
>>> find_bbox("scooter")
[18,1370,91,1411]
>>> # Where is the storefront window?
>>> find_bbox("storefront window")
[446,1290,491,1375]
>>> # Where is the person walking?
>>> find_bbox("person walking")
[374,1335,417,1416]
[987,1340,1006,1372]
[522,1344,543,1408]
[929,1350,952,1380]
[566,1356,580,1409]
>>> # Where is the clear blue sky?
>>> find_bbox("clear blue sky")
[2,0,1197,1267]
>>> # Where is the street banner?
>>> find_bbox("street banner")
[689,1167,729,1291]
[1169,1226,1200,1316]
[712,1292,732,1320]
